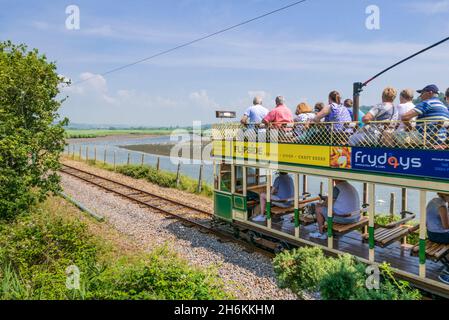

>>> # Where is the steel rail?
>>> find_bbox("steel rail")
[59,164,275,258]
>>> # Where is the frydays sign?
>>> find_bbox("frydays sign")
[351,147,449,181]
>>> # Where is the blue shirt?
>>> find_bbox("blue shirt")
[243,104,269,123]
[273,174,294,200]
[347,108,365,127]
[427,197,449,233]
[414,98,449,121]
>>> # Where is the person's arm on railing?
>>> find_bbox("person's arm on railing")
[314,106,330,123]
[401,109,419,130]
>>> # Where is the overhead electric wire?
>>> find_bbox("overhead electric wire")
[362,35,449,87]
[73,0,308,86]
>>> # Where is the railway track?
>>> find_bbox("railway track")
[59,164,275,258]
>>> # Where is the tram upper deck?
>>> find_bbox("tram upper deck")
[212,120,449,192]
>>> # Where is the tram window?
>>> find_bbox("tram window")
[214,164,220,190]
[246,168,266,187]
[219,164,232,192]
[234,166,244,194]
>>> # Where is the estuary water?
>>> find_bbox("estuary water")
[65,135,435,217]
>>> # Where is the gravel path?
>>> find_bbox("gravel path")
[60,162,309,300]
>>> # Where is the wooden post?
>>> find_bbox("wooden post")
[389,192,396,219]
[72,145,76,160]
[302,175,308,195]
[401,188,408,217]
[327,178,334,249]
[141,154,145,166]
[79,146,82,160]
[156,157,160,171]
[94,147,97,164]
[294,174,300,238]
[176,162,181,187]
[368,183,376,263]
[197,164,203,193]
[103,149,107,165]
[266,170,272,229]
[127,153,131,165]
[113,151,116,171]
[319,182,324,196]
[86,146,89,162]
[419,190,427,278]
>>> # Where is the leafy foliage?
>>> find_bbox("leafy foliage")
[273,247,422,300]
[0,199,230,300]
[0,41,68,220]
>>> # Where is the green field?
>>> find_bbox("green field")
[65,129,174,139]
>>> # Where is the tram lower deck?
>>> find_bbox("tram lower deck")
[212,121,449,297]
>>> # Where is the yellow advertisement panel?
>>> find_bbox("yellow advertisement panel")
[213,141,330,167]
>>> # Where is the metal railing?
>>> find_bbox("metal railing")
[212,120,449,150]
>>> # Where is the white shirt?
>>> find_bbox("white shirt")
[397,102,415,130]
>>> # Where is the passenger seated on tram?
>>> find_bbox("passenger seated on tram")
[348,87,399,147]
[401,85,449,147]
[314,91,352,131]
[344,98,365,127]
[240,96,269,127]
[262,96,294,129]
[252,172,294,222]
[446,88,449,106]
[426,193,449,245]
[314,102,325,113]
[293,102,315,136]
[309,180,360,240]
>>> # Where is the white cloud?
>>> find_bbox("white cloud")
[63,72,116,104]
[407,0,449,14]
[189,90,219,110]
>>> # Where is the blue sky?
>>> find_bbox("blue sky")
[1,0,449,126]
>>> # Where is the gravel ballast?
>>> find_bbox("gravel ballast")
[60,161,307,300]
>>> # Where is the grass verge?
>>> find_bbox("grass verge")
[0,196,230,300]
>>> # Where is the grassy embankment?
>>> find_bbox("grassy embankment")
[65,129,174,139]
[64,156,214,198]
[0,196,231,300]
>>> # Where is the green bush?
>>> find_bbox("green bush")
[273,247,332,293]
[0,202,230,300]
[274,247,422,300]
[86,247,230,300]
[0,41,67,220]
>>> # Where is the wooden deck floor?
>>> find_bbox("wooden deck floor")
[255,216,447,285]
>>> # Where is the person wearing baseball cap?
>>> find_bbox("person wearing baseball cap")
[400,84,449,146]
[402,84,449,123]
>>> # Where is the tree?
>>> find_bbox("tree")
[0,41,68,220]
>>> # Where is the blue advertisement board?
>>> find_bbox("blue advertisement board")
[351,147,449,180]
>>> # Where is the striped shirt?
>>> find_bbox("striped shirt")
[414,98,449,121]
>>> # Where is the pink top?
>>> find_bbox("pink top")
[263,104,293,126]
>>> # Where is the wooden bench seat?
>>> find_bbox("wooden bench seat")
[412,241,449,262]
[270,206,294,216]
[363,225,418,248]
[326,216,369,236]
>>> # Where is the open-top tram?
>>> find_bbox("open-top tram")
[212,119,449,297]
